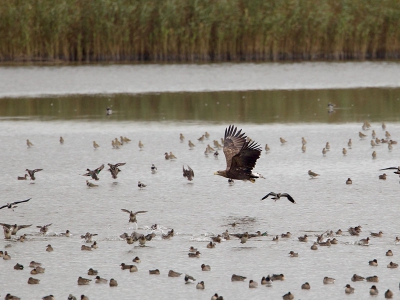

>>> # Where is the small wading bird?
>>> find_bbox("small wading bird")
[138,181,146,189]
[83,164,104,180]
[183,165,194,181]
[25,169,43,180]
[0,198,31,210]
[261,192,296,204]
[17,174,28,180]
[308,170,319,178]
[214,125,262,182]
[86,180,98,187]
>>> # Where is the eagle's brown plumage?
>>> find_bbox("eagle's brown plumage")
[214,125,262,182]
[183,165,194,181]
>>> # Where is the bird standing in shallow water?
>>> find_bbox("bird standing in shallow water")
[138,181,146,189]
[346,178,352,185]
[151,164,157,173]
[26,139,34,147]
[308,170,319,178]
[86,180,98,187]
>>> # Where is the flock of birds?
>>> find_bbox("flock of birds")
[2,120,400,299]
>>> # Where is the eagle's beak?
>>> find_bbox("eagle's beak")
[213,172,218,175]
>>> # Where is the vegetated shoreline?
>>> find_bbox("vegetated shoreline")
[1,0,400,63]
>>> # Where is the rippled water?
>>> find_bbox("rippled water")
[1,120,400,299]
[1,62,400,299]
[1,62,400,97]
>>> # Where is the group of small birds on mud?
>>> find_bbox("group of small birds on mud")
[3,117,400,299]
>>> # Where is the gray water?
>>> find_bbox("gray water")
[1,120,400,299]
[1,62,400,299]
[1,62,400,97]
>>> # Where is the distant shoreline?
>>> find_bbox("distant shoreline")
[1,0,400,63]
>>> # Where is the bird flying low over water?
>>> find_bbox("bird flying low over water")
[121,209,147,223]
[25,169,43,180]
[261,192,296,204]
[183,165,194,181]
[83,164,104,180]
[0,198,31,210]
[214,125,262,182]
[107,163,126,179]
[0,223,32,235]
[380,166,400,174]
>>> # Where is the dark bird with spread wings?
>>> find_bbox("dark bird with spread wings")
[183,165,194,181]
[214,125,262,182]
[0,198,31,210]
[121,209,147,223]
[0,223,32,235]
[25,169,43,180]
[83,164,104,180]
[108,163,126,179]
[261,192,296,204]
[380,166,400,174]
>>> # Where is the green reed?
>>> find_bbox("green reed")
[0,0,400,62]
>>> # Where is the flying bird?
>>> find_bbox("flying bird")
[107,163,126,179]
[121,209,147,223]
[214,125,262,182]
[37,223,52,233]
[183,165,194,181]
[380,166,400,174]
[0,223,32,235]
[83,164,104,180]
[0,198,31,210]
[261,192,296,204]
[25,169,43,180]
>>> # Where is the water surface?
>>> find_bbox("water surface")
[1,121,399,299]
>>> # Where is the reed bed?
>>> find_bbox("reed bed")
[1,0,400,62]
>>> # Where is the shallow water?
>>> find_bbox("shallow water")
[1,62,400,98]
[1,62,400,299]
[1,120,400,299]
